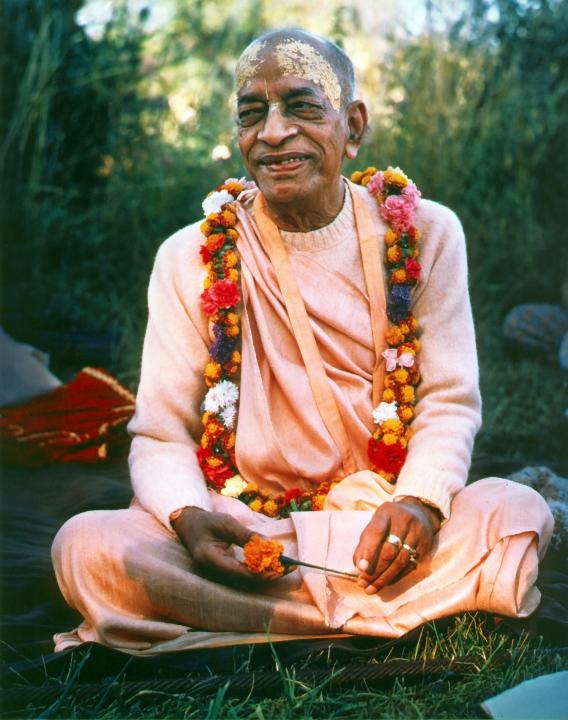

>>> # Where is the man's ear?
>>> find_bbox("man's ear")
[344,100,368,161]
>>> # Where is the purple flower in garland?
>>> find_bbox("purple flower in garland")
[210,323,237,364]
[387,285,413,324]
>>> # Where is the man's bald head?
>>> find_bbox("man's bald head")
[235,28,355,110]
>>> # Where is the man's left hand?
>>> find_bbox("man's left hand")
[353,498,441,594]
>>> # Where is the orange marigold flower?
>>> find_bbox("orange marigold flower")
[206,233,225,253]
[249,497,263,513]
[382,432,398,446]
[203,277,213,289]
[391,268,407,284]
[262,500,280,517]
[365,166,378,175]
[351,171,363,183]
[225,324,240,337]
[373,427,383,440]
[243,535,285,575]
[206,419,223,440]
[393,368,409,384]
[407,315,418,332]
[387,245,402,264]
[244,481,259,494]
[383,418,404,436]
[201,411,211,425]
[377,469,396,484]
[316,480,331,495]
[398,405,414,422]
[384,372,396,389]
[382,388,396,403]
[311,494,326,511]
[200,433,209,449]
[399,385,415,403]
[222,431,236,450]
[226,228,238,241]
[383,167,409,187]
[204,362,222,386]
[361,175,371,187]
[408,226,421,242]
[231,351,241,365]
[226,312,239,325]
[399,343,416,356]
[398,321,410,335]
[224,181,244,196]
[206,211,223,224]
[399,437,408,449]
[200,220,213,236]
[224,250,238,268]
[385,228,398,247]
[227,269,239,282]
[206,456,223,468]
[221,209,237,226]
[385,326,404,346]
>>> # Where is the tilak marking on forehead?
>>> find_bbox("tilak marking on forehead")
[235,41,266,94]
[274,39,342,111]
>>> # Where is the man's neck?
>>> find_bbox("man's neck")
[264,180,345,233]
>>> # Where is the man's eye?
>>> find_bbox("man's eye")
[238,108,263,126]
[290,102,323,115]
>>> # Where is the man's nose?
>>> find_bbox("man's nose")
[257,103,298,145]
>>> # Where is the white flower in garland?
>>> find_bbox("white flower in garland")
[204,380,239,413]
[372,401,399,424]
[220,405,237,429]
[220,474,248,497]
[202,189,234,217]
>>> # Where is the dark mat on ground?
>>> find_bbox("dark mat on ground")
[0,461,132,656]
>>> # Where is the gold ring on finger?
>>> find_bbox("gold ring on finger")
[408,555,419,566]
[402,542,418,560]
[386,533,403,550]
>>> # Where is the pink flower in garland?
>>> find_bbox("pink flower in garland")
[380,182,421,233]
[201,279,240,315]
[401,182,421,206]
[367,171,384,197]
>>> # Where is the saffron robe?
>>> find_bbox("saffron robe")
[51,183,554,652]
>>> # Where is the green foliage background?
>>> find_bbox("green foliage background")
[1,0,567,462]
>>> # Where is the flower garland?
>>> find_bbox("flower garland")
[196,167,421,518]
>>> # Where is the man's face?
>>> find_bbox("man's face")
[236,52,349,209]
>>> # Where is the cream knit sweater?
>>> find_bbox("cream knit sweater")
[128,186,482,527]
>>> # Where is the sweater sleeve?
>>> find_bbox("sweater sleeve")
[392,201,482,519]
[127,224,213,528]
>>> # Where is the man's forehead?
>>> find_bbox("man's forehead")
[237,83,326,107]
[235,37,342,111]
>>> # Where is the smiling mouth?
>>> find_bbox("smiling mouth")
[259,155,311,168]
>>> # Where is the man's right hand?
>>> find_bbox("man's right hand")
[172,506,274,586]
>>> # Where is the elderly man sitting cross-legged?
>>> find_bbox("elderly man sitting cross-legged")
[52,29,553,651]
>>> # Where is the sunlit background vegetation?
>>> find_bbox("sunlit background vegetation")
[1,0,567,463]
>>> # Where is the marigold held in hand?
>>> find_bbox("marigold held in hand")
[243,536,285,575]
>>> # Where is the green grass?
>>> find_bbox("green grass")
[6,615,566,719]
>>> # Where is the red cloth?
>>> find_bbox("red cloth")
[0,367,135,467]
